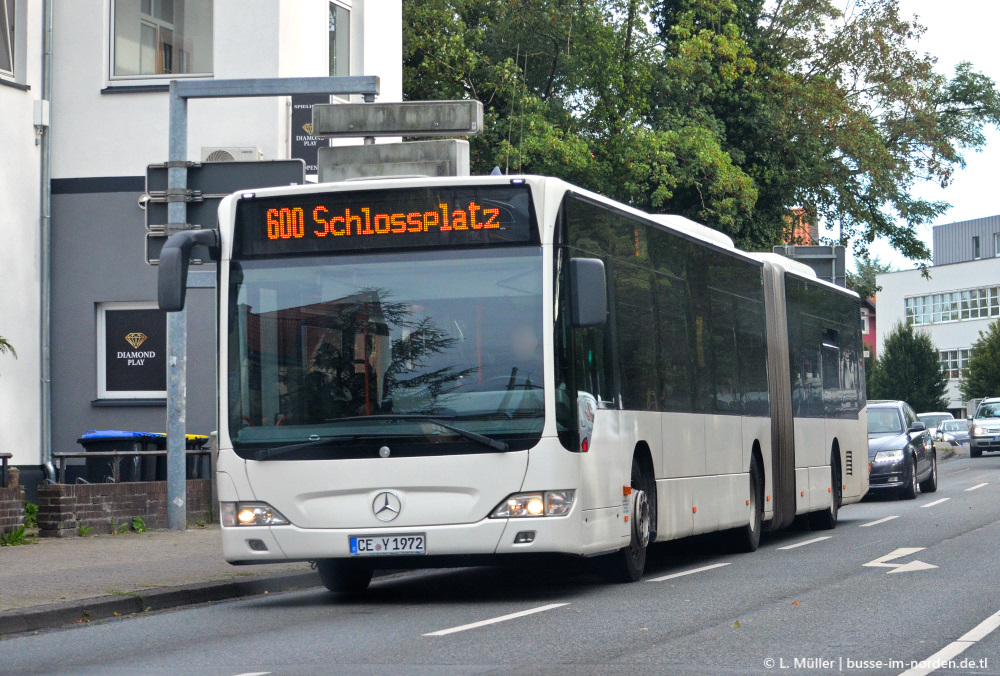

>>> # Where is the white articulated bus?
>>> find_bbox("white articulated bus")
[159,175,868,591]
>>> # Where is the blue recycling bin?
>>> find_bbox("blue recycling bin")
[77,430,165,483]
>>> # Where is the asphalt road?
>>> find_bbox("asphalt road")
[4,454,1000,676]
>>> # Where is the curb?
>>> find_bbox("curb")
[0,570,321,637]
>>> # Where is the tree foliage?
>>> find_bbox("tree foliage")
[403,0,1000,259]
[868,321,947,411]
[846,254,893,300]
[0,335,14,377]
[960,320,1000,402]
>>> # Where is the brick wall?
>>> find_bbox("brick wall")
[0,485,26,534]
[37,480,213,537]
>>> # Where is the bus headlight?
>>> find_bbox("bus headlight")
[221,502,291,527]
[490,490,575,518]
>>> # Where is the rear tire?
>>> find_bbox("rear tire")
[317,559,373,594]
[808,455,841,530]
[731,454,763,552]
[899,457,918,500]
[599,457,652,583]
[918,452,938,493]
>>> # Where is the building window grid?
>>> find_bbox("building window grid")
[0,0,14,77]
[906,287,1000,326]
[939,348,973,380]
[111,0,213,80]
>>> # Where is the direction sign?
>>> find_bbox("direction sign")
[144,159,305,264]
[311,100,483,138]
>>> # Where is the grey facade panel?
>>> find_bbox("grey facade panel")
[933,215,1000,265]
[51,189,218,455]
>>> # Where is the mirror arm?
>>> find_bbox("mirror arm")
[158,229,220,312]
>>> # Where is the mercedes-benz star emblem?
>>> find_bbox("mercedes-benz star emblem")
[372,491,401,522]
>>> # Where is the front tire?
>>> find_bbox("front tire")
[599,457,652,583]
[919,452,938,493]
[971,446,982,458]
[317,559,373,594]
[808,455,841,530]
[899,457,918,500]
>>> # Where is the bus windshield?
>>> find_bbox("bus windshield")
[227,247,545,457]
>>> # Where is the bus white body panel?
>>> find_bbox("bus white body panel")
[208,174,869,578]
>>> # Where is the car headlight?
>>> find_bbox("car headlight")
[973,426,986,436]
[221,502,291,527]
[490,490,575,518]
[873,449,904,463]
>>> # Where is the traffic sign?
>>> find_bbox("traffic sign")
[311,100,483,138]
[144,159,305,264]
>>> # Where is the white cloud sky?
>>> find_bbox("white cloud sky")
[828,1,1000,271]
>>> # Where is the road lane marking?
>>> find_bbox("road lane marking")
[232,673,271,676]
[921,498,950,508]
[646,562,731,582]
[424,603,569,636]
[865,548,924,567]
[864,547,937,574]
[859,515,899,527]
[899,607,1000,676]
[777,536,831,550]
[965,482,989,492]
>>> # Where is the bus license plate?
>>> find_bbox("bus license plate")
[349,534,426,556]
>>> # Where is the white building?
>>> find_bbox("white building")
[0,0,402,493]
[876,216,1000,416]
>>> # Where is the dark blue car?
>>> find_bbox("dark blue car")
[867,400,938,499]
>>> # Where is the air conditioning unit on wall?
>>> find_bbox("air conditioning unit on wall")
[201,146,264,162]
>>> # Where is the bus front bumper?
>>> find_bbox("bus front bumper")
[222,506,625,564]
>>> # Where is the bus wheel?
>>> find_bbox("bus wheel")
[809,456,841,530]
[600,457,652,583]
[317,559,373,594]
[731,454,763,552]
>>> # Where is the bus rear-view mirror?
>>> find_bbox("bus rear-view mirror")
[569,257,607,328]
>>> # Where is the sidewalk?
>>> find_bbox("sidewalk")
[0,525,317,635]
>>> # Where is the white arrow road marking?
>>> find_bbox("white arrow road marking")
[965,482,989,492]
[859,515,899,527]
[646,562,731,582]
[921,497,950,508]
[424,603,569,636]
[887,560,938,574]
[777,536,832,550]
[865,548,924,567]
[864,547,936,574]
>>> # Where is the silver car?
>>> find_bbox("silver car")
[970,398,1000,458]
[934,418,969,446]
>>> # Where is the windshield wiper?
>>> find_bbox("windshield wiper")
[253,434,357,461]
[330,414,509,452]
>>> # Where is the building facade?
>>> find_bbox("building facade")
[877,215,1000,416]
[1,0,402,494]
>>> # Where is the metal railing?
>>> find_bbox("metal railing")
[52,450,210,484]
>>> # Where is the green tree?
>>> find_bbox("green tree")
[403,0,759,236]
[960,320,1000,402]
[868,321,947,411]
[657,0,1000,259]
[847,254,894,300]
[0,336,14,377]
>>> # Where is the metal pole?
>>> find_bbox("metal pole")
[39,0,54,480]
[166,83,188,530]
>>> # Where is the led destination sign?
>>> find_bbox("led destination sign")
[233,184,536,257]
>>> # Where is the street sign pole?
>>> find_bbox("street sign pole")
[162,76,380,530]
[166,85,189,531]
